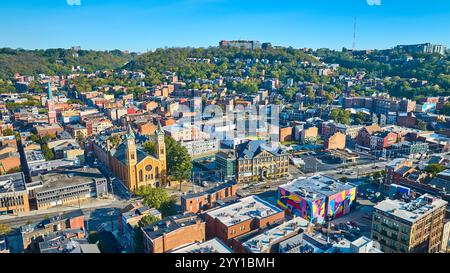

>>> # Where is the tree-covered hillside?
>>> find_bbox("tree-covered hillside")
[0,48,135,79]
[124,46,322,86]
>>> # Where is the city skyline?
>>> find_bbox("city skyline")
[0,0,449,52]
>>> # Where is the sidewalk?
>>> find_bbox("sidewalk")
[0,197,117,222]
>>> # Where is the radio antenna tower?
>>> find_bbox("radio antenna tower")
[352,17,357,51]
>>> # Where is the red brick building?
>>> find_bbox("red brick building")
[356,124,381,148]
[33,124,64,137]
[397,112,417,128]
[21,210,85,252]
[181,182,238,214]
[136,122,157,136]
[279,127,293,142]
[370,131,398,150]
[204,195,285,245]
[385,158,435,193]
[142,214,205,253]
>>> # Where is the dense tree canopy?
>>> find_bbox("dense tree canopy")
[144,136,193,183]
[135,186,176,217]
[425,164,446,176]
[329,108,351,125]
[0,224,11,236]
[0,48,134,79]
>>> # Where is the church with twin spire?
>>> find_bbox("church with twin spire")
[93,123,167,192]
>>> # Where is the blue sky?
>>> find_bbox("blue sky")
[0,0,449,52]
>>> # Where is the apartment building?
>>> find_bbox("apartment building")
[371,194,447,253]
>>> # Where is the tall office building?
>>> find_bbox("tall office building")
[395,43,447,55]
[219,40,262,50]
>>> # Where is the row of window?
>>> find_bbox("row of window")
[239,156,288,165]
[230,225,246,235]
[37,189,91,203]
[0,195,25,207]
[139,168,160,182]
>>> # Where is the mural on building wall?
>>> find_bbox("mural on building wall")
[327,188,357,219]
[277,188,326,224]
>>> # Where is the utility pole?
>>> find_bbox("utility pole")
[352,17,357,51]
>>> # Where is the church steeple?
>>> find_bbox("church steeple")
[126,124,135,140]
[156,120,164,136]
[47,81,53,100]
[125,125,137,166]
[155,121,166,163]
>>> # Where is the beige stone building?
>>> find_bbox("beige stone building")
[92,124,167,192]
[236,140,289,183]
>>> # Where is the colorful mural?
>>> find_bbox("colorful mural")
[277,187,326,224]
[277,186,357,223]
[327,188,357,219]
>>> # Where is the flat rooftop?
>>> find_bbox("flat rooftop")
[279,175,355,202]
[171,238,232,253]
[279,232,332,253]
[143,213,201,240]
[374,194,448,223]
[0,172,27,194]
[32,167,105,193]
[39,232,100,254]
[25,150,45,163]
[28,159,78,173]
[206,195,283,227]
[34,123,63,130]
[182,181,236,200]
[387,158,409,168]
[21,209,84,233]
[242,217,310,253]
[351,236,373,248]
[122,206,161,221]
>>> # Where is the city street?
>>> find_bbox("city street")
[238,160,388,197]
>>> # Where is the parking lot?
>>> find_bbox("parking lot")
[297,151,384,175]
[329,204,374,239]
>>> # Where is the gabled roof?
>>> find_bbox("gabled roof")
[236,140,286,160]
